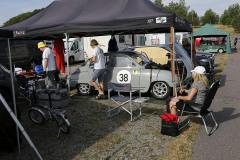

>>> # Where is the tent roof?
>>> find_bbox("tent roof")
[193,24,229,37]
[0,29,13,38]
[2,0,192,39]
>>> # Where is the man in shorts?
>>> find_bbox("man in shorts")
[38,42,56,88]
[89,39,106,99]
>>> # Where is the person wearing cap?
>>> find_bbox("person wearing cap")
[89,39,106,99]
[38,42,56,88]
[168,66,210,115]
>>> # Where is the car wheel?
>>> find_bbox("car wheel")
[77,83,93,95]
[218,48,224,53]
[29,60,37,70]
[69,57,74,65]
[150,81,170,100]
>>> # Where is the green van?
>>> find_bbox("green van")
[196,40,226,53]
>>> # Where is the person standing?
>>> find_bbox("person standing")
[234,36,238,50]
[182,38,191,57]
[89,39,106,99]
[38,42,56,89]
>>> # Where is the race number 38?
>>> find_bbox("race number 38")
[117,70,131,83]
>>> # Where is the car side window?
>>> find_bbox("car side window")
[108,56,134,68]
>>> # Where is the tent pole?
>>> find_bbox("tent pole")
[64,33,71,93]
[7,38,21,156]
[191,33,193,61]
[0,94,43,160]
[172,27,176,96]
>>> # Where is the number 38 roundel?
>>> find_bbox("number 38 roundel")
[116,70,131,83]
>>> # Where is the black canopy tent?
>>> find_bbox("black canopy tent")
[2,0,193,103]
[0,29,43,160]
[3,0,192,39]
[2,0,192,96]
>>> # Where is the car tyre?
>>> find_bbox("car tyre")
[218,48,224,53]
[69,57,74,65]
[150,81,170,100]
[77,83,93,95]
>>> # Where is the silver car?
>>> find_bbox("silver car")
[70,49,193,100]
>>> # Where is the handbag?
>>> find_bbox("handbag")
[160,113,179,137]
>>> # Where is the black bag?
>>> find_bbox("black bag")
[161,114,179,137]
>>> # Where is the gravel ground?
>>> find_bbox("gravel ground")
[0,90,172,160]
[0,55,223,160]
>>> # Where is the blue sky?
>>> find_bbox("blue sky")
[0,0,239,26]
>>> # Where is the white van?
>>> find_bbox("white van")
[63,38,85,64]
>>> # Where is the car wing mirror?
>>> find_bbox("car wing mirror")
[132,62,136,67]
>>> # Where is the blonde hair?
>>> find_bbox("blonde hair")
[192,72,210,89]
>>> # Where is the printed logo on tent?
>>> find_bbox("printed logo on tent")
[117,70,131,83]
[156,17,167,23]
[147,19,154,24]
[13,31,25,37]
[175,17,185,26]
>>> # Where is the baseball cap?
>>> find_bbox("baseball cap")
[90,39,98,46]
[191,66,206,75]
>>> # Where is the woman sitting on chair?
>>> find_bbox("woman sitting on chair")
[169,66,210,116]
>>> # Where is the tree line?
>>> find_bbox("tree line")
[3,8,44,27]
[154,0,240,33]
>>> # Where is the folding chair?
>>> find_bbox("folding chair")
[108,82,149,121]
[178,80,220,135]
[16,75,31,105]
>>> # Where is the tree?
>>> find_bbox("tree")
[154,0,164,8]
[187,10,200,26]
[3,8,44,27]
[164,0,190,19]
[220,4,240,25]
[220,13,231,25]
[201,9,219,25]
[232,14,240,33]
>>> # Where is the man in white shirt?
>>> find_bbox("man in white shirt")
[38,42,56,88]
[89,39,106,99]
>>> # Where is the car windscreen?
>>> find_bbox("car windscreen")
[131,54,149,66]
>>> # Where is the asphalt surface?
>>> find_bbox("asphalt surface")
[192,44,240,160]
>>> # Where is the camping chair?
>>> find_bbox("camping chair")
[16,75,31,104]
[108,82,149,121]
[178,80,220,135]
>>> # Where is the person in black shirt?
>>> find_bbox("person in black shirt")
[182,38,191,57]
[234,36,238,50]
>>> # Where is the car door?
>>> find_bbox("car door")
[103,55,140,90]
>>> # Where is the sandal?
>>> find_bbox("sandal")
[96,94,105,100]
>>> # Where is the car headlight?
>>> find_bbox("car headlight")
[200,59,208,62]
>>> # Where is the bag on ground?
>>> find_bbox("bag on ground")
[160,113,179,137]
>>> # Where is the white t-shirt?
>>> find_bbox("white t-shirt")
[42,48,56,71]
[92,47,105,69]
